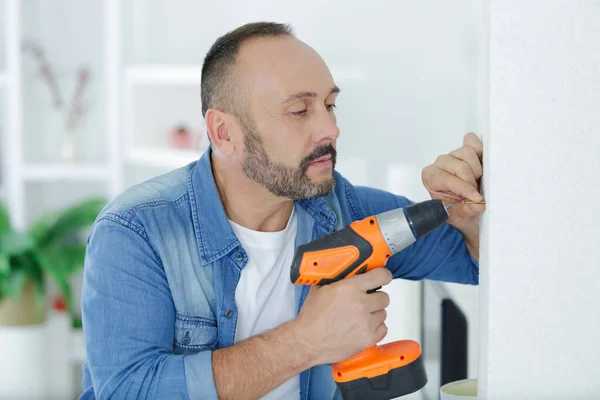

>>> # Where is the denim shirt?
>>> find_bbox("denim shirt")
[79,149,478,400]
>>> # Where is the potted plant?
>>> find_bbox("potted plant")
[0,197,106,326]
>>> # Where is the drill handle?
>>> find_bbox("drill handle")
[290,216,392,286]
[290,226,372,286]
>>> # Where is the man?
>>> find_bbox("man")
[80,22,484,400]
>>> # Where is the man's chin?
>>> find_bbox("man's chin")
[306,166,334,181]
[304,175,336,198]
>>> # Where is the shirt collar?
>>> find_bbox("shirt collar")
[188,147,337,266]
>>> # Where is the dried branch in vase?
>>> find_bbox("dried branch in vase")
[21,40,94,160]
[21,40,65,108]
[66,67,92,133]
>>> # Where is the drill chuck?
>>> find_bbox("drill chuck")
[404,199,450,238]
[375,199,449,256]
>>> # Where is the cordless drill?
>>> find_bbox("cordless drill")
[290,199,451,400]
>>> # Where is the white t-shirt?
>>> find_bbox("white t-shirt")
[229,208,300,400]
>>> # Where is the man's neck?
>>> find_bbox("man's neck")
[211,153,294,233]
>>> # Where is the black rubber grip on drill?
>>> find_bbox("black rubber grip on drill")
[404,199,449,238]
[290,226,373,285]
[336,354,428,400]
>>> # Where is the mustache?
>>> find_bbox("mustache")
[305,144,337,164]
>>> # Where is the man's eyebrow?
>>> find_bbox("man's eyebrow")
[281,86,341,104]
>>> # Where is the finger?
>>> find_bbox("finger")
[365,291,390,313]
[434,154,477,188]
[350,268,393,292]
[423,167,464,203]
[450,146,483,180]
[373,322,389,344]
[427,190,464,203]
[371,309,387,326]
[431,170,483,202]
[455,203,486,219]
[463,132,483,159]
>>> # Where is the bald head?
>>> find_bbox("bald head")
[201,22,336,122]
[201,22,294,118]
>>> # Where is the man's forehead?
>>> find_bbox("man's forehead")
[236,36,335,103]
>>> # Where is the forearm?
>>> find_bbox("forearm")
[213,320,314,400]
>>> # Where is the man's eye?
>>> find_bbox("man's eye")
[292,109,308,116]
[326,104,337,112]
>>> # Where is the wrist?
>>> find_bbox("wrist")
[286,318,319,369]
[452,220,480,261]
[465,239,479,262]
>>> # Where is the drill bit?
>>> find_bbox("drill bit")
[463,200,486,205]
[444,200,485,212]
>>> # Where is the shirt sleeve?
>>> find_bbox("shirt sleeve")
[356,187,479,284]
[81,216,219,399]
[389,219,480,284]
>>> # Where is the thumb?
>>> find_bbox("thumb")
[307,284,322,296]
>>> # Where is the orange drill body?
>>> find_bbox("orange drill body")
[292,216,391,286]
[290,199,450,400]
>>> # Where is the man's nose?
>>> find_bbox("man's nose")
[312,108,340,144]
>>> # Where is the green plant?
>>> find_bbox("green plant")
[0,197,106,324]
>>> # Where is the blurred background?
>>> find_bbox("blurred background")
[0,0,483,398]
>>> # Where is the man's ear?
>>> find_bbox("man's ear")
[205,108,235,156]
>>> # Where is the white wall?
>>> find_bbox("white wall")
[479,1,600,398]
[0,0,6,70]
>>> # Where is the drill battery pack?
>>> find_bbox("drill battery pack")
[333,340,428,400]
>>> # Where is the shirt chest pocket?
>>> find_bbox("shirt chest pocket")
[174,312,218,353]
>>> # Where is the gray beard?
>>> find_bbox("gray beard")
[240,117,336,200]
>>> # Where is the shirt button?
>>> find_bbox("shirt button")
[224,310,233,318]
[235,253,243,261]
[319,211,329,220]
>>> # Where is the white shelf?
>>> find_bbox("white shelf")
[125,65,366,86]
[22,163,111,181]
[126,147,204,169]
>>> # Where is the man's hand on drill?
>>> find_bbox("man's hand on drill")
[292,268,393,367]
